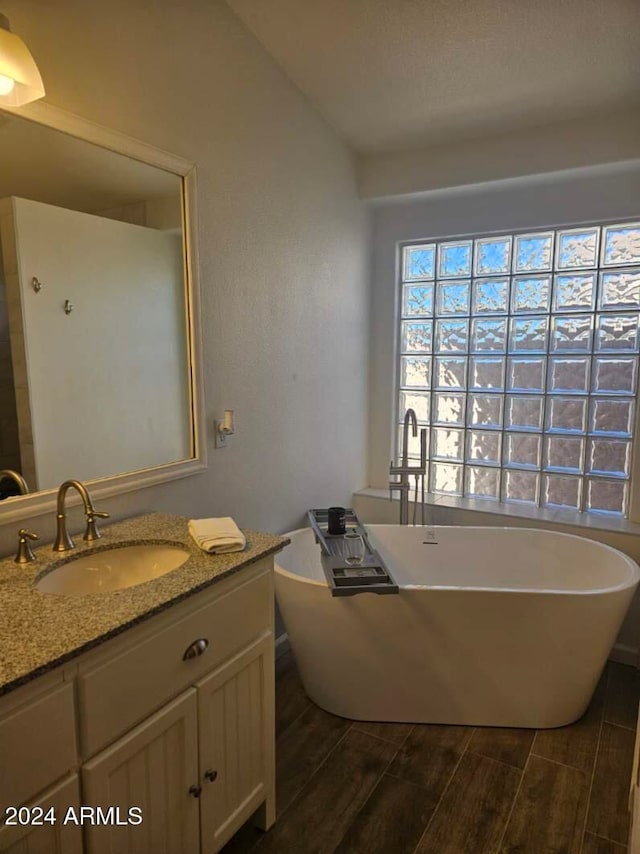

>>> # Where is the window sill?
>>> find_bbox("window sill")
[354,487,640,539]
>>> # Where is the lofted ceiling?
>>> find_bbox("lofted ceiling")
[226,0,640,155]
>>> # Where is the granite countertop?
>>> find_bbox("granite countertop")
[0,513,288,697]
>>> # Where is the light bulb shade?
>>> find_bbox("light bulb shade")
[0,25,44,106]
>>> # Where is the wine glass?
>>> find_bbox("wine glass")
[343,531,365,565]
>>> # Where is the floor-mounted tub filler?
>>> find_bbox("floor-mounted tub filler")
[275,525,640,728]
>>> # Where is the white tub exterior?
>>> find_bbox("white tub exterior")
[274,525,640,728]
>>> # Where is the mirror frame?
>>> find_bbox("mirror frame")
[0,101,206,524]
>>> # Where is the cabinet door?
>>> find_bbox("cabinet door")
[83,689,199,854]
[0,773,82,854]
[197,633,275,854]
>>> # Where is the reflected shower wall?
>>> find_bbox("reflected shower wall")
[0,242,21,482]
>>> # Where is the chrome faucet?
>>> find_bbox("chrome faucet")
[0,469,29,496]
[401,408,418,469]
[388,408,427,525]
[53,480,110,552]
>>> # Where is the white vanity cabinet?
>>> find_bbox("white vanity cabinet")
[0,558,276,854]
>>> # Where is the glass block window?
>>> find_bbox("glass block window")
[398,222,640,516]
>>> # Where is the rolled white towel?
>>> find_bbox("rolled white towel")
[188,516,246,554]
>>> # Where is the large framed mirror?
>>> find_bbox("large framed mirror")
[0,101,204,523]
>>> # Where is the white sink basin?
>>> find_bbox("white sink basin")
[35,543,190,595]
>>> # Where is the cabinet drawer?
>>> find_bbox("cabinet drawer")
[79,569,272,757]
[0,683,77,812]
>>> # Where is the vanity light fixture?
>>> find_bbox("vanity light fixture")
[0,14,45,106]
[215,409,235,448]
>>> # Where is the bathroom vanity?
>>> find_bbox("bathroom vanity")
[0,514,287,853]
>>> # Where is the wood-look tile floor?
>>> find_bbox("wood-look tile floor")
[223,652,639,854]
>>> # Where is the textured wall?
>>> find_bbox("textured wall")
[0,0,370,555]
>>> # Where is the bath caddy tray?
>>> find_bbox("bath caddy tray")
[307,508,399,597]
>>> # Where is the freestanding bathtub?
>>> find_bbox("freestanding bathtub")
[274,525,640,728]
